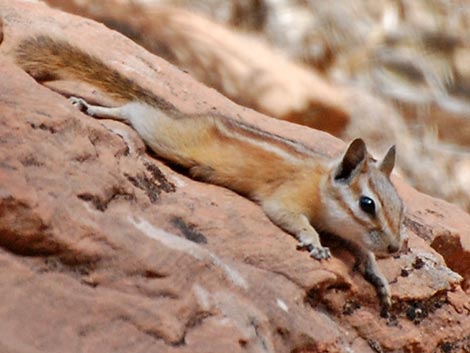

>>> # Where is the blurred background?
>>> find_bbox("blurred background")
[43,0,470,212]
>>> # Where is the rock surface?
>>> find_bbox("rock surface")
[0,1,469,353]
[42,0,470,215]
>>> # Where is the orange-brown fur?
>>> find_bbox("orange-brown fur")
[16,36,177,111]
[14,35,404,311]
[16,36,326,205]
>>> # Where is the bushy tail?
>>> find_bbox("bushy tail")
[15,36,174,110]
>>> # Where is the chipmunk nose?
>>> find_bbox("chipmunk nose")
[387,244,400,254]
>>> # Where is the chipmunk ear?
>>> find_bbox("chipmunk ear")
[379,145,396,176]
[334,138,367,182]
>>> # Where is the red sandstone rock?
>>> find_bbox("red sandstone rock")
[43,0,470,214]
[0,1,469,353]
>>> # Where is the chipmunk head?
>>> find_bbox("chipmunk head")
[322,138,405,257]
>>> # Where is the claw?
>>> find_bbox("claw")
[69,96,85,108]
[379,290,392,317]
[296,239,331,260]
[69,96,92,115]
[380,302,391,318]
[309,246,331,260]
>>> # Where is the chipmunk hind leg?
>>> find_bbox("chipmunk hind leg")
[69,96,130,122]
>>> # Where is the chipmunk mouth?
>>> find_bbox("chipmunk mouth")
[387,243,400,254]
[365,229,398,256]
[374,244,401,258]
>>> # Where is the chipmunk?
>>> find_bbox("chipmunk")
[14,36,404,311]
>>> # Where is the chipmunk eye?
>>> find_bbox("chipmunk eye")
[359,196,376,216]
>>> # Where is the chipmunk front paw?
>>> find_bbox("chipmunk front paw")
[309,245,331,260]
[297,240,331,260]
